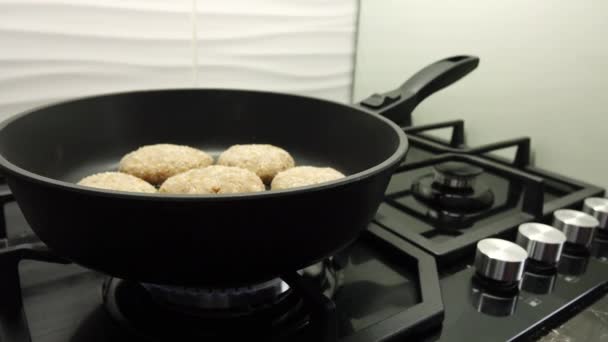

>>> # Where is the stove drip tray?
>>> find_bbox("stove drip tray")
[411,162,494,222]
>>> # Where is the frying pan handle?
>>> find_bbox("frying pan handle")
[359,55,479,126]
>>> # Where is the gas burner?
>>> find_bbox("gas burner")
[141,261,337,313]
[103,277,309,341]
[143,278,291,312]
[411,161,494,218]
[433,161,484,189]
[101,261,340,341]
[378,119,602,266]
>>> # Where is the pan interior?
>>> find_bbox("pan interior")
[0,89,402,185]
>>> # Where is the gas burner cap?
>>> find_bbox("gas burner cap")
[412,161,493,216]
[433,161,484,189]
[583,197,608,230]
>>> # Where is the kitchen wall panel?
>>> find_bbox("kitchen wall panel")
[0,0,358,121]
[0,0,193,121]
[194,0,357,102]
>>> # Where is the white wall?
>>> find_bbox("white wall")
[0,0,357,121]
[193,0,357,101]
[354,0,608,189]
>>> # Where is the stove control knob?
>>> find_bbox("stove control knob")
[475,238,528,283]
[516,223,566,265]
[552,209,599,247]
[583,197,608,231]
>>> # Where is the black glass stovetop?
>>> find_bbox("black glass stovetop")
[1,120,608,342]
[4,202,608,342]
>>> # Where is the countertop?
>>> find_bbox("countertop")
[539,293,608,341]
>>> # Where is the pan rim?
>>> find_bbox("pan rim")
[0,88,408,201]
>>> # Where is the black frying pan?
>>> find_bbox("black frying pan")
[0,56,478,287]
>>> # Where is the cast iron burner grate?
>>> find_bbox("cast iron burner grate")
[0,174,14,248]
[374,120,604,264]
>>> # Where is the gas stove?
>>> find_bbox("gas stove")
[1,119,607,342]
